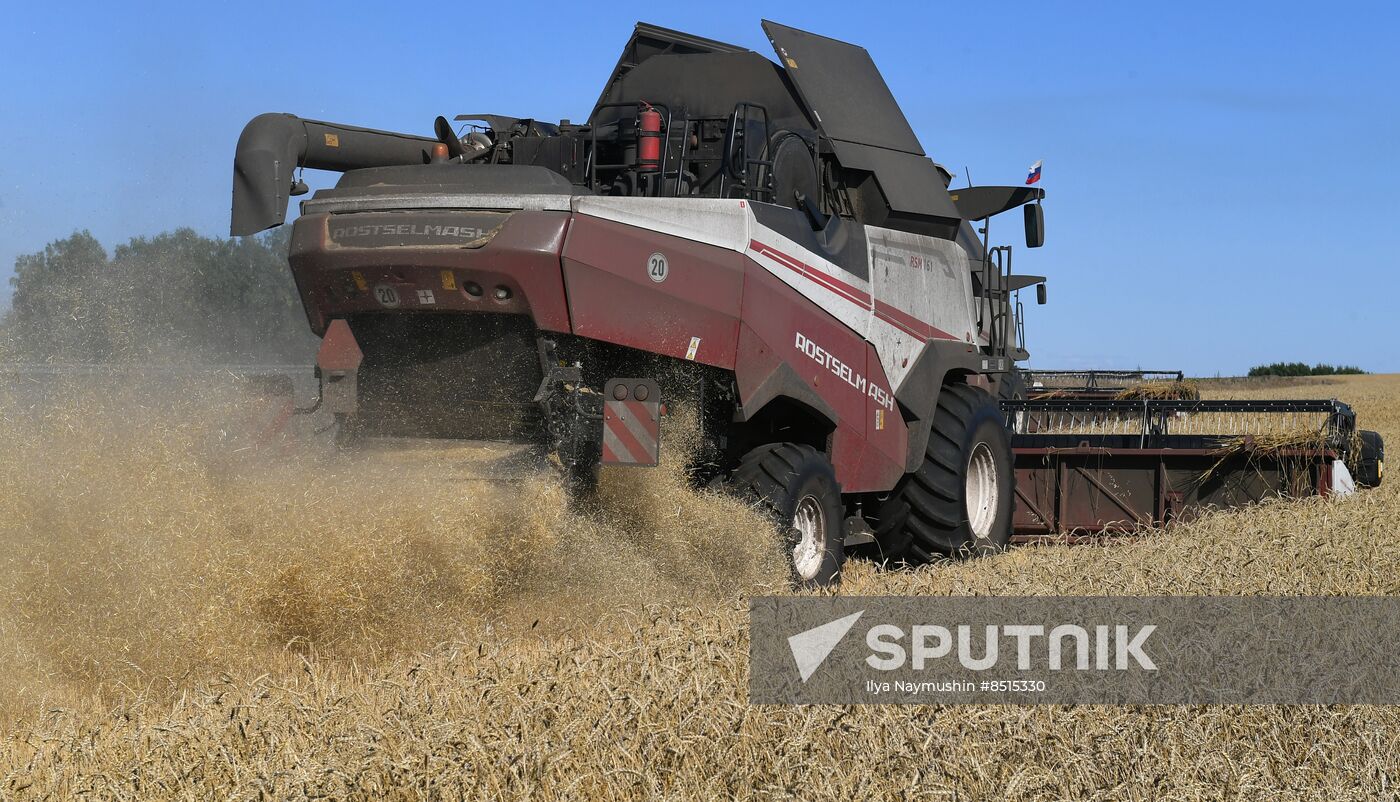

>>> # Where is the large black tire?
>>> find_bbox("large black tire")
[729,443,846,587]
[1355,429,1384,488]
[997,368,1028,402]
[996,369,1028,434]
[871,383,1015,564]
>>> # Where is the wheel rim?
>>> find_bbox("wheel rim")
[965,442,999,542]
[792,495,826,580]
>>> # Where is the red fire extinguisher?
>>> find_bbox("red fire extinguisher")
[637,102,662,173]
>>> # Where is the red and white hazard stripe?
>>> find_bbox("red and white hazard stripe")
[602,380,661,466]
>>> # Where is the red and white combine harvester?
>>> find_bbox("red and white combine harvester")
[230,21,1381,584]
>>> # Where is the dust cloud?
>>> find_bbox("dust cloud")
[0,375,785,715]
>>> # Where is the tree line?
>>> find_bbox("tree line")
[1247,362,1366,377]
[1,229,316,363]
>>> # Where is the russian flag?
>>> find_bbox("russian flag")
[1026,160,1043,185]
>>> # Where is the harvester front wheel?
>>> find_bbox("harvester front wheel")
[997,368,1028,402]
[1355,429,1384,488]
[729,443,845,588]
[872,383,1014,563]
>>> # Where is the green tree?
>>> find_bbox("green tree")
[1247,362,1366,377]
[4,228,315,363]
[8,231,112,360]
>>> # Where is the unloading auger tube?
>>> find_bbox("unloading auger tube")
[231,113,439,236]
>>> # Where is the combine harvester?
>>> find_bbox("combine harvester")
[229,20,1381,582]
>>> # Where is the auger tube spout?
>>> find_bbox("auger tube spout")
[230,113,438,236]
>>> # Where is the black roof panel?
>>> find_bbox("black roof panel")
[761,20,924,156]
[592,23,749,119]
[762,21,960,225]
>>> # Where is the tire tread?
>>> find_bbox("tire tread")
[870,383,1014,563]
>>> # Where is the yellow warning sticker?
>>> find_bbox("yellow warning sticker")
[351,271,368,291]
[324,133,340,147]
[440,270,457,290]
[685,336,701,361]
[875,409,885,431]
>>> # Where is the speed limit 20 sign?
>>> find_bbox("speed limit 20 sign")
[647,252,669,283]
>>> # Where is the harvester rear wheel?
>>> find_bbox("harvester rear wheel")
[729,443,845,588]
[872,383,1014,563]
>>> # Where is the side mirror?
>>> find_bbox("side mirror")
[1024,202,1045,248]
[1036,283,1047,305]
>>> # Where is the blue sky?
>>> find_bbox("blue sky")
[2,1,1396,374]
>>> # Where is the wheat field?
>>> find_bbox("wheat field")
[0,374,1396,800]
